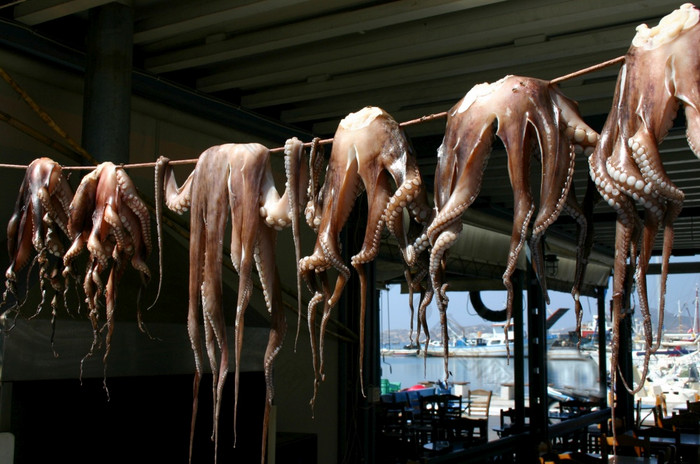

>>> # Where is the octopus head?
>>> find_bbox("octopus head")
[632,3,699,50]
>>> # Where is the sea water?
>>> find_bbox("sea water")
[379,352,599,393]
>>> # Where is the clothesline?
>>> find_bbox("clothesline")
[0,55,626,172]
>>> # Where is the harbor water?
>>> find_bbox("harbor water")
[379,350,600,394]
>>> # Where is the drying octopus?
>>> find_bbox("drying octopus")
[299,106,431,407]
[62,161,153,389]
[423,76,599,378]
[2,157,73,351]
[157,138,308,464]
[588,3,700,417]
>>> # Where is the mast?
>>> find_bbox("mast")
[693,284,699,336]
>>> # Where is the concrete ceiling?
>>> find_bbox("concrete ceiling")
[2,0,699,296]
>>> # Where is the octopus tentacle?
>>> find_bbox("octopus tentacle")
[383,148,429,267]
[281,138,309,351]
[349,178,391,394]
[306,287,325,414]
[498,118,536,321]
[628,128,684,203]
[304,138,325,232]
[427,77,595,380]
[405,256,428,347]
[144,157,168,312]
[64,162,152,397]
[256,227,287,463]
[160,157,194,214]
[101,255,127,395]
[185,207,205,463]
[685,105,700,157]
[300,106,431,398]
[116,168,152,255]
[4,158,73,317]
[561,185,590,333]
[417,281,434,373]
[162,142,298,464]
[529,126,576,305]
[6,198,35,282]
[588,7,700,428]
[427,129,492,246]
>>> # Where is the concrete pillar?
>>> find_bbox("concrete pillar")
[82,2,133,164]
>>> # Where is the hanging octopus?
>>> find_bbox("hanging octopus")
[298,106,431,407]
[62,162,153,390]
[2,157,73,352]
[157,137,308,464]
[588,3,700,420]
[424,76,599,378]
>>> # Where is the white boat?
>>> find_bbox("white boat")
[425,324,521,358]
[381,342,422,357]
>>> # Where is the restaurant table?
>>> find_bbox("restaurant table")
[554,452,655,464]
[645,432,700,447]
[605,456,656,464]
[632,430,700,462]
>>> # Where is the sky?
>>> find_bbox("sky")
[379,254,700,337]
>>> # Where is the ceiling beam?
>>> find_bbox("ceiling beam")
[14,0,123,25]
[195,0,679,93]
[145,0,505,73]
[241,25,633,109]
[133,0,308,44]
[282,61,620,131]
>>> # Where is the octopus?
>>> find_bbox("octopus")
[588,3,700,419]
[157,137,308,464]
[62,162,153,390]
[424,76,599,379]
[2,157,73,352]
[298,106,431,407]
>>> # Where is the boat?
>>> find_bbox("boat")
[381,342,421,357]
[634,284,700,356]
[425,324,521,358]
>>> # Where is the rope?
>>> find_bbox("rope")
[0,55,625,171]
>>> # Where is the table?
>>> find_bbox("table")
[645,432,700,447]
[554,452,655,464]
[606,456,656,464]
[636,431,700,462]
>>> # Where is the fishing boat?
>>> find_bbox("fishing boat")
[425,323,520,358]
[635,284,700,356]
[381,342,421,357]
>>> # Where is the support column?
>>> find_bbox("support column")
[616,274,635,429]
[596,287,608,402]
[512,270,526,427]
[338,204,378,464]
[527,261,549,458]
[82,3,133,164]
